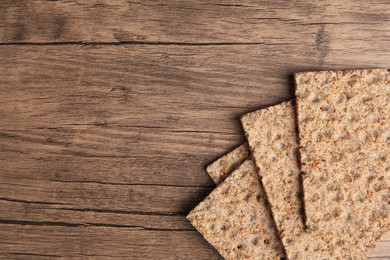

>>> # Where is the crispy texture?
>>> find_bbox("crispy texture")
[241,101,309,259]
[187,159,285,259]
[295,69,390,255]
[242,101,372,259]
[242,101,304,241]
[206,143,250,184]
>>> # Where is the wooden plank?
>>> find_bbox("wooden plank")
[0,224,221,259]
[0,199,193,230]
[0,130,236,187]
[0,1,389,43]
[0,177,212,214]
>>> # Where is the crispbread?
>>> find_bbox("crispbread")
[206,143,250,184]
[187,159,285,259]
[241,101,308,258]
[295,69,390,254]
[241,101,371,259]
[241,101,303,238]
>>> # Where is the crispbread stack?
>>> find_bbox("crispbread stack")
[241,101,371,259]
[187,69,389,259]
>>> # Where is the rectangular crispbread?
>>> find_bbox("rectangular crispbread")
[241,101,372,259]
[187,159,285,259]
[295,69,390,255]
[206,143,250,184]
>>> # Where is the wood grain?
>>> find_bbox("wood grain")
[0,224,222,259]
[0,1,389,259]
[0,0,389,44]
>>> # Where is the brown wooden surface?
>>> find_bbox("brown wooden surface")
[0,1,389,259]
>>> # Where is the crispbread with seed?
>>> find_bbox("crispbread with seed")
[187,159,285,259]
[295,69,390,254]
[241,101,303,242]
[242,101,371,259]
[206,143,250,184]
[241,101,308,258]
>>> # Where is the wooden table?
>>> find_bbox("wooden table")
[0,1,389,259]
